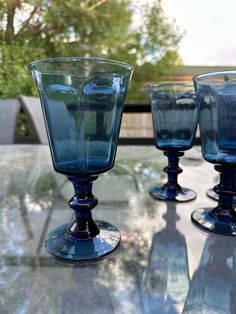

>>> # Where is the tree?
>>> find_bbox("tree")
[0,0,182,102]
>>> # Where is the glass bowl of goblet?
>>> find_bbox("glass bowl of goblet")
[145,83,198,202]
[191,70,236,235]
[29,57,133,260]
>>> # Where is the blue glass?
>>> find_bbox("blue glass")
[207,187,236,203]
[29,57,133,260]
[145,83,198,202]
[192,71,236,235]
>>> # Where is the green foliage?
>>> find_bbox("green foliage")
[0,43,46,98]
[0,0,182,102]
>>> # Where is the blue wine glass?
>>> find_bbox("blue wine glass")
[192,70,236,235]
[207,183,236,203]
[29,57,133,260]
[207,187,236,203]
[145,83,198,202]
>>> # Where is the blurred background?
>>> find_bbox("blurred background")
[0,0,235,141]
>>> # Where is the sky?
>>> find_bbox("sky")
[161,0,236,66]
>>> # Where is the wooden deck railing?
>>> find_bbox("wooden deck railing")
[15,97,200,145]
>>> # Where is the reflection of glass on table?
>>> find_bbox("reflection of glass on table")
[142,203,189,313]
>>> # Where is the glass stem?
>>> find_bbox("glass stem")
[163,150,184,193]
[67,175,100,240]
[212,165,236,221]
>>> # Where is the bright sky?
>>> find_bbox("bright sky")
[161,0,236,66]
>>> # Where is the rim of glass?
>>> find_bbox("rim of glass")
[28,56,134,72]
[145,82,193,89]
[193,69,236,82]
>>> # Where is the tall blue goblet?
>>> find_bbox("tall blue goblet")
[207,183,236,203]
[145,83,198,202]
[29,57,133,260]
[192,70,236,235]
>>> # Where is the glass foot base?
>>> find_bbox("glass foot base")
[207,188,236,203]
[206,188,218,201]
[150,186,196,202]
[191,208,236,236]
[45,220,120,261]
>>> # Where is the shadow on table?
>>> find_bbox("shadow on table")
[141,202,190,313]
[61,264,114,314]
[183,232,236,313]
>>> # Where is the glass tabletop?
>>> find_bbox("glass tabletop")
[0,145,235,314]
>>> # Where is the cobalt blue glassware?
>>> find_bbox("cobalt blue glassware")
[192,70,236,235]
[145,83,198,202]
[207,186,236,203]
[29,57,133,260]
